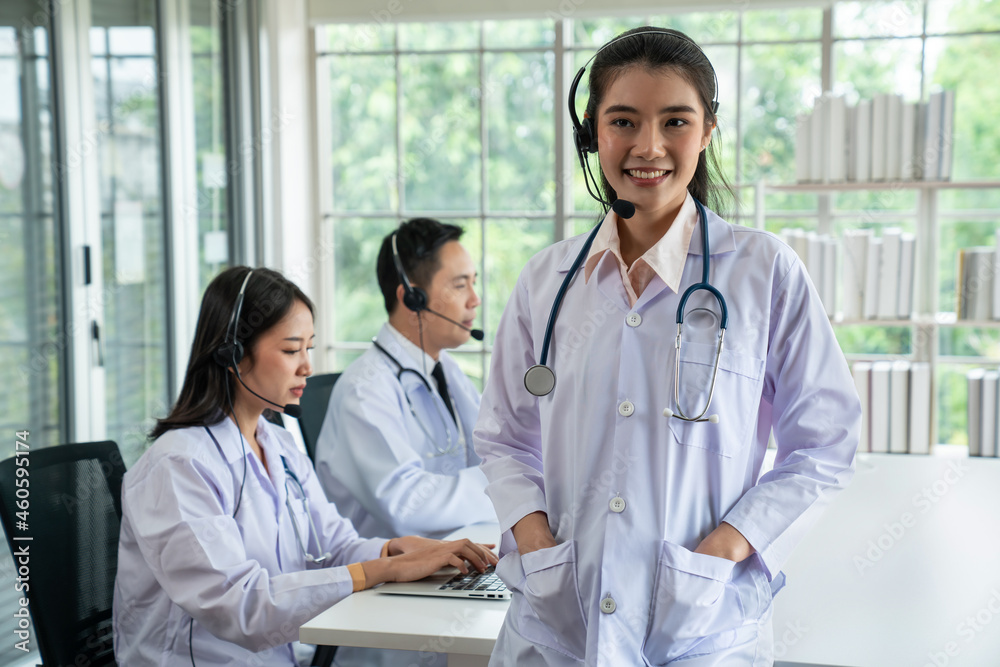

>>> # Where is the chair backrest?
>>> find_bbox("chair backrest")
[298,373,341,462]
[0,441,124,667]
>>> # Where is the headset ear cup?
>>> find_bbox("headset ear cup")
[581,117,598,153]
[213,340,244,369]
[403,286,428,313]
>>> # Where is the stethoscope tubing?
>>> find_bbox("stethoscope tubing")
[527,198,728,423]
[371,337,467,457]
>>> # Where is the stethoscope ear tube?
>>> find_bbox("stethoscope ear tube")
[526,222,604,397]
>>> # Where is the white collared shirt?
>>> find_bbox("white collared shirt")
[583,193,699,305]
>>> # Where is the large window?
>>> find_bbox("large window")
[0,24,66,451]
[317,2,1000,447]
[90,0,171,466]
[316,11,828,385]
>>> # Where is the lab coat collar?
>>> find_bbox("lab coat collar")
[555,199,735,274]
[204,413,284,471]
[555,232,596,274]
[687,204,736,257]
[203,413,250,464]
[376,322,442,386]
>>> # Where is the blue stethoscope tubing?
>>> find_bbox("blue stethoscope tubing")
[524,198,728,423]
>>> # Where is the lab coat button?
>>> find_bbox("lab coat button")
[601,596,616,614]
[609,496,626,513]
[626,312,642,327]
[618,400,634,417]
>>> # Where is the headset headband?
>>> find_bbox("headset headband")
[391,231,429,312]
[225,269,254,346]
[569,28,720,155]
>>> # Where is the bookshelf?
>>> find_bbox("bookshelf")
[752,179,1000,450]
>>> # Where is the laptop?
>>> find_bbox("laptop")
[377,564,511,600]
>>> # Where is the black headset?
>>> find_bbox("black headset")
[391,231,428,313]
[213,269,254,369]
[568,28,720,158]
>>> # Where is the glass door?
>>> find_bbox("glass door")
[89,0,171,465]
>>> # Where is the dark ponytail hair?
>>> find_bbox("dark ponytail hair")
[584,26,736,217]
[150,266,314,440]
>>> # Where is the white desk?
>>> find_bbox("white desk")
[300,523,505,667]
[301,454,1000,667]
[772,453,1000,667]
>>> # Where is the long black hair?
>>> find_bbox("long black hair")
[150,266,314,439]
[584,26,736,217]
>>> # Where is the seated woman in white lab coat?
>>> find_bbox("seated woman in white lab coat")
[474,27,861,666]
[113,266,496,666]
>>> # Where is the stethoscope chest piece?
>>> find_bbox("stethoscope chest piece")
[524,364,556,397]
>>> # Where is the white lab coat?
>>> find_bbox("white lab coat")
[474,207,861,666]
[113,415,386,666]
[315,324,496,667]
[316,323,494,540]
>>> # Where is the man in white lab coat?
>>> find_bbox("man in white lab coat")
[315,218,497,667]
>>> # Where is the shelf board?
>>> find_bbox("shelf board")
[765,180,1000,193]
[831,313,1000,327]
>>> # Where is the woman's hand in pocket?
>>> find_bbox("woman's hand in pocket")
[512,511,558,555]
[693,521,754,562]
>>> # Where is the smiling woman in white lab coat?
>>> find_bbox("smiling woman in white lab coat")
[474,28,861,666]
[113,266,496,666]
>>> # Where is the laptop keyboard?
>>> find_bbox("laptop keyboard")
[438,565,507,594]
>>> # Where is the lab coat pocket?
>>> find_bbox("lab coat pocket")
[498,541,588,661]
[668,342,764,458]
[641,540,745,665]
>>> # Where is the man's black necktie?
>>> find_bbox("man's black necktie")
[431,362,457,424]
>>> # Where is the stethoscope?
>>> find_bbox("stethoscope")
[371,338,467,457]
[281,456,332,563]
[523,197,728,424]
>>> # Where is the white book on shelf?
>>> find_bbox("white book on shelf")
[870,361,892,453]
[889,360,910,454]
[900,102,918,181]
[827,95,848,183]
[864,237,883,319]
[994,229,1000,320]
[871,94,890,181]
[877,228,902,319]
[811,95,828,183]
[885,94,903,182]
[823,237,837,318]
[842,229,871,320]
[921,91,944,181]
[939,89,955,181]
[982,370,999,458]
[994,367,1000,457]
[855,99,872,182]
[967,368,985,456]
[909,362,932,454]
[796,114,811,183]
[791,229,810,266]
[846,105,858,182]
[853,362,873,453]
[897,233,916,319]
[958,247,995,320]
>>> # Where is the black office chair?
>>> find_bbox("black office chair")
[296,373,342,667]
[297,372,341,463]
[0,440,124,667]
